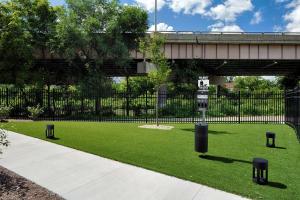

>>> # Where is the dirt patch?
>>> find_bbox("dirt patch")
[0,165,64,200]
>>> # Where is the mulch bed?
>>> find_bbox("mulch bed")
[0,165,64,200]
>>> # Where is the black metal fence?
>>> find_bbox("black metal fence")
[0,88,285,123]
[285,88,300,139]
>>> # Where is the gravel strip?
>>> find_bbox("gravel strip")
[0,165,64,200]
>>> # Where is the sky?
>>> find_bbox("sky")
[50,0,300,32]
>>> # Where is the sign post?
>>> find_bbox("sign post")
[195,77,209,154]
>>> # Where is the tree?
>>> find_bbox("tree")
[170,60,205,94]
[0,0,58,86]
[53,0,148,89]
[139,33,171,126]
[275,76,299,90]
[114,76,157,95]
[233,76,280,92]
[51,0,147,113]
[0,0,33,85]
[29,0,59,87]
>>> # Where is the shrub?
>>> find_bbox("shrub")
[220,101,238,116]
[0,106,12,121]
[101,106,115,117]
[27,105,44,120]
[10,103,28,118]
[160,99,194,117]
[0,129,9,154]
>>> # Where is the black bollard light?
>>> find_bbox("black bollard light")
[266,132,276,147]
[45,124,55,139]
[252,158,268,185]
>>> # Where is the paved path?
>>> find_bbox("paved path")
[0,131,248,200]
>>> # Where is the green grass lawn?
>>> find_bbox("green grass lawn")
[1,122,300,200]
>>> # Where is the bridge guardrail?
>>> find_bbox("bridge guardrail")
[146,31,300,36]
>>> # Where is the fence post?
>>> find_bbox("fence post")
[99,90,102,121]
[52,89,55,121]
[283,91,286,123]
[95,95,99,115]
[145,91,148,123]
[6,88,9,107]
[47,86,51,118]
[238,91,241,124]
[126,76,130,117]
[126,92,129,117]
[192,92,195,123]
[81,91,84,115]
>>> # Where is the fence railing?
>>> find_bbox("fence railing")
[285,88,300,140]
[0,88,285,123]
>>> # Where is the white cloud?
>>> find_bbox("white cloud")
[275,0,288,3]
[284,0,300,31]
[167,0,212,15]
[148,23,174,31]
[250,11,262,25]
[273,25,283,32]
[135,0,166,13]
[286,0,300,8]
[208,22,244,32]
[135,0,255,33]
[206,0,253,22]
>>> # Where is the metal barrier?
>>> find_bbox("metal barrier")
[285,88,300,140]
[0,88,285,124]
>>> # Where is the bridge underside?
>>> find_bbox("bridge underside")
[196,59,300,76]
[36,59,300,77]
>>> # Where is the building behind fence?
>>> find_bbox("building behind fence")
[0,88,285,124]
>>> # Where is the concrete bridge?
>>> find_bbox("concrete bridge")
[36,32,300,76]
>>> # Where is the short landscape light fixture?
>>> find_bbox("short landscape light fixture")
[263,61,278,69]
[215,60,228,70]
[45,124,55,139]
[266,132,276,147]
[252,158,268,185]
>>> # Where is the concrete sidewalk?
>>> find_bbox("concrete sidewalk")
[0,131,248,200]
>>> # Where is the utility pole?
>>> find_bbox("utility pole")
[155,0,157,32]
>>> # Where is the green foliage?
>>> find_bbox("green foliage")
[27,105,44,120]
[139,33,171,90]
[0,0,147,87]
[170,60,205,93]
[0,0,58,85]
[115,76,155,95]
[233,76,280,92]
[276,76,299,89]
[0,129,9,154]
[117,5,148,49]
[159,99,194,117]
[53,0,148,87]
[0,106,12,121]
[129,96,145,116]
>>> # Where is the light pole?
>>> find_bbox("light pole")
[155,0,157,32]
